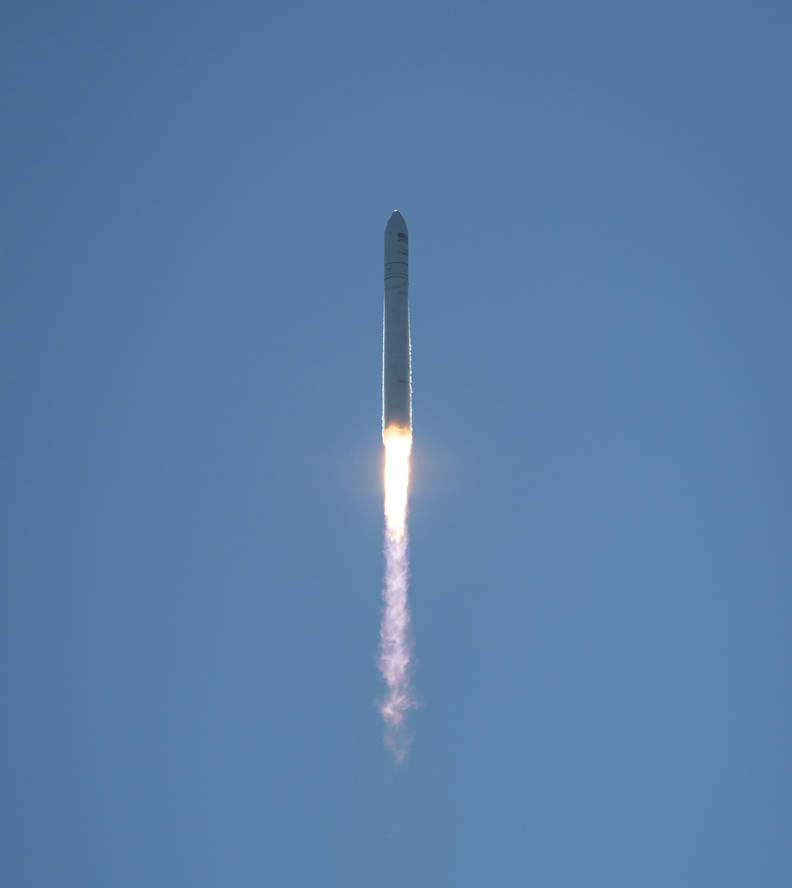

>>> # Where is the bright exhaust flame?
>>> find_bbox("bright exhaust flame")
[379,425,414,761]
[383,427,411,541]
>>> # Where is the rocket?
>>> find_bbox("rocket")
[383,210,411,436]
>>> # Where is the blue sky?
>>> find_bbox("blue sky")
[3,1,791,885]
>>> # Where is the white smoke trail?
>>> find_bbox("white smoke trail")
[378,427,414,761]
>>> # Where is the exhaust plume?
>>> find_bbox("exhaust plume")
[378,425,414,761]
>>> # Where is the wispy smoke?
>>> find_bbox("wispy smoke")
[379,530,414,761]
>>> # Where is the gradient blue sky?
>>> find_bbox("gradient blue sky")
[3,1,791,885]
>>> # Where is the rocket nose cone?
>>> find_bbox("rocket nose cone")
[385,210,407,236]
[384,209,408,269]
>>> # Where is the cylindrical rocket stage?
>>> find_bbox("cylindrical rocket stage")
[383,210,411,436]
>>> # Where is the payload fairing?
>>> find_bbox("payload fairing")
[383,210,411,435]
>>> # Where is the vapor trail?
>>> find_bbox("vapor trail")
[378,427,414,761]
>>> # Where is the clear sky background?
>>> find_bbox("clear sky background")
[3,1,791,885]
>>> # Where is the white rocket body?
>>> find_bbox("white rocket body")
[383,210,411,435]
